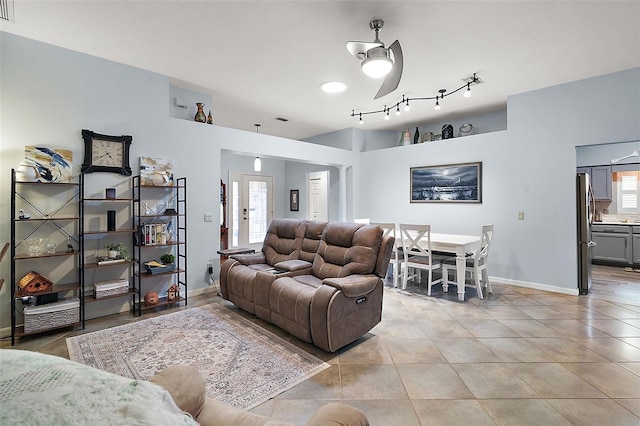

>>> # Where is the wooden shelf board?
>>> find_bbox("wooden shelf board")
[137,296,184,311]
[138,268,185,279]
[84,260,135,269]
[14,322,81,337]
[85,289,136,303]
[14,282,81,299]
[15,250,80,260]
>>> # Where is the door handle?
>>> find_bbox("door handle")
[587,241,596,247]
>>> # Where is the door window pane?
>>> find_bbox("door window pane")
[248,180,268,244]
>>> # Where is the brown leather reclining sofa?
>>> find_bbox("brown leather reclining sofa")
[220,219,394,352]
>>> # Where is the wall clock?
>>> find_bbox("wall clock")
[81,129,133,175]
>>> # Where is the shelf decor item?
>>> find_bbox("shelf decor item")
[143,291,159,306]
[140,157,174,186]
[144,259,176,274]
[102,243,130,261]
[194,103,207,123]
[81,129,133,175]
[207,110,214,124]
[23,238,48,256]
[18,271,54,294]
[167,284,179,301]
[410,162,482,203]
[24,146,73,183]
[93,279,129,299]
[107,210,116,231]
[23,298,80,333]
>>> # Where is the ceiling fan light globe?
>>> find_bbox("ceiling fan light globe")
[361,47,392,78]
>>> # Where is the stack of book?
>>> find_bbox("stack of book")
[140,223,168,246]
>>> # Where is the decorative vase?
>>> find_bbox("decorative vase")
[194,103,207,123]
[207,110,214,125]
[414,127,420,144]
[402,129,412,146]
[108,250,119,259]
[16,162,39,182]
[442,124,454,139]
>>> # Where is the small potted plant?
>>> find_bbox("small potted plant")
[103,243,131,261]
[160,253,175,266]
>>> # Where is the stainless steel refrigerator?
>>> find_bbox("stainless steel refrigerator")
[577,172,596,294]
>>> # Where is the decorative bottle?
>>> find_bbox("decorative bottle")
[207,110,214,125]
[194,103,207,123]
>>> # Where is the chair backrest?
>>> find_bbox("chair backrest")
[370,222,398,249]
[399,223,432,263]
[475,224,494,265]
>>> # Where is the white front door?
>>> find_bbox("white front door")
[308,171,329,221]
[229,172,274,250]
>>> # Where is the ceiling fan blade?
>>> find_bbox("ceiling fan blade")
[346,40,384,59]
[374,39,403,99]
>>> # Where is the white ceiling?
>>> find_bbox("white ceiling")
[2,1,639,140]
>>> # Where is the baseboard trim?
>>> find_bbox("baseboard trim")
[491,276,580,296]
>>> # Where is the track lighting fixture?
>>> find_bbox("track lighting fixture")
[350,73,482,122]
[464,83,471,98]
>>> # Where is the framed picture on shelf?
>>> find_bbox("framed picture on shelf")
[410,162,482,203]
[290,189,299,211]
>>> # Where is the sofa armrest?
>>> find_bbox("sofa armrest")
[274,259,312,272]
[231,252,266,265]
[306,402,369,426]
[322,275,380,298]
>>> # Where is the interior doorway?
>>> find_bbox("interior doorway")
[228,172,274,251]
[307,170,329,221]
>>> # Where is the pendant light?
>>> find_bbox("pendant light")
[253,124,262,172]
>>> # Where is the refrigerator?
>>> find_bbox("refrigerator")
[576,172,596,294]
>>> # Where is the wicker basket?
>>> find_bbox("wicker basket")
[23,298,79,333]
[94,279,129,299]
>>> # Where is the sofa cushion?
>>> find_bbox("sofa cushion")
[300,221,327,263]
[312,223,382,279]
[262,219,306,266]
[269,276,322,343]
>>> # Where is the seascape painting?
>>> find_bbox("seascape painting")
[410,162,482,203]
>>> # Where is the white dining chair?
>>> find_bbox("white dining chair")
[370,222,402,287]
[442,224,495,299]
[354,218,370,225]
[399,223,442,293]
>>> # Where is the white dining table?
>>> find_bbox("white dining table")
[424,233,481,302]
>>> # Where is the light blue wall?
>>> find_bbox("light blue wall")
[357,67,640,293]
[2,31,640,329]
[0,33,357,328]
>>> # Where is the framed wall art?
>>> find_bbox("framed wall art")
[140,157,174,186]
[24,146,73,183]
[410,162,482,203]
[290,189,299,211]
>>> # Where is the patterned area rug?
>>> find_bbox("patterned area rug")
[66,304,329,410]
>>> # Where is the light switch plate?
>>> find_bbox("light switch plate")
[518,211,525,220]
[204,213,213,222]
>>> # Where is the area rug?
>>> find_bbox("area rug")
[66,304,329,410]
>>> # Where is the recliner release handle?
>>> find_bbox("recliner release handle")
[356,297,367,305]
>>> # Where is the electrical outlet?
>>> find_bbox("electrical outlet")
[207,262,214,275]
[518,211,525,220]
[203,213,213,222]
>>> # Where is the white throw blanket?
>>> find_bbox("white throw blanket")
[0,349,198,425]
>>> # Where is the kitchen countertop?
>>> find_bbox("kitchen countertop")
[593,221,640,226]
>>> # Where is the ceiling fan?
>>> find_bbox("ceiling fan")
[346,19,403,100]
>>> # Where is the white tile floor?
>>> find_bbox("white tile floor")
[4,265,640,425]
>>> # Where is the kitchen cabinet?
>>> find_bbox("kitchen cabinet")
[577,166,611,200]
[592,232,630,263]
[591,223,640,265]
